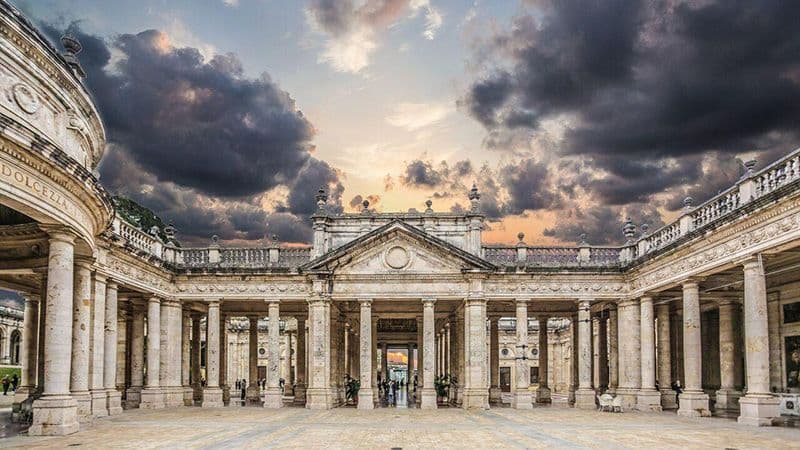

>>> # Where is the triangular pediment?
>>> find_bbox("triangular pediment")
[300,220,495,274]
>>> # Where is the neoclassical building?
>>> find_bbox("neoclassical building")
[2,0,800,437]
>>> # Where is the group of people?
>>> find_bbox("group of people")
[377,375,418,399]
[234,378,292,400]
[1,373,18,395]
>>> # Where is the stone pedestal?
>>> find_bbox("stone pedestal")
[107,390,123,415]
[536,386,551,404]
[139,388,165,409]
[636,389,662,412]
[677,391,711,417]
[126,386,142,409]
[264,389,284,408]
[462,388,489,410]
[512,389,533,409]
[738,395,779,426]
[489,387,502,404]
[305,388,332,410]
[615,387,639,411]
[201,387,223,408]
[91,391,109,416]
[71,392,92,422]
[574,389,596,410]
[29,396,79,436]
[715,388,742,411]
[660,388,678,410]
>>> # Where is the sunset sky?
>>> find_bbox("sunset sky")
[15,0,800,247]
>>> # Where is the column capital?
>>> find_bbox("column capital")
[514,297,531,305]
[681,277,705,289]
[307,295,331,306]
[739,254,763,271]
[422,298,436,307]
[576,299,592,309]
[148,296,161,305]
[21,292,40,304]
[618,297,639,308]
[74,256,94,270]
[359,298,373,307]
[93,272,108,284]
[265,298,281,305]
[207,299,221,307]
[106,279,119,290]
[42,225,77,244]
[640,295,655,304]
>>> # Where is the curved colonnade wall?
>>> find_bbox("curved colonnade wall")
[1,0,800,436]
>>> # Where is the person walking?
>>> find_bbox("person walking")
[1,376,9,395]
[10,373,18,391]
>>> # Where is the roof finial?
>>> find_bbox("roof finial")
[468,182,480,213]
[315,186,328,211]
[60,34,86,78]
[424,199,433,213]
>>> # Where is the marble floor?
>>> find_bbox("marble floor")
[3,406,800,449]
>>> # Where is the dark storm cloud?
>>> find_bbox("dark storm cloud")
[40,24,343,244]
[401,159,445,187]
[543,203,665,245]
[463,0,800,208]
[499,158,560,213]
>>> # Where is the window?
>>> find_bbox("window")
[501,348,510,356]
[531,348,538,357]
[10,330,20,365]
[530,367,539,384]
[259,348,266,356]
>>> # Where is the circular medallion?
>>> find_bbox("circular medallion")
[385,246,410,269]
[12,83,40,114]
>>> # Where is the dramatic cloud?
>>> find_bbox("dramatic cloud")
[43,24,343,244]
[543,203,665,245]
[348,194,381,211]
[463,0,800,212]
[386,101,452,131]
[306,0,443,73]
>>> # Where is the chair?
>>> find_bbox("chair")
[597,394,614,412]
[611,395,624,413]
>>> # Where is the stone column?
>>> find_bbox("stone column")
[617,298,641,410]
[597,315,608,391]
[678,280,710,417]
[89,274,107,417]
[489,317,501,403]
[14,293,39,402]
[219,314,229,405]
[372,316,379,404]
[407,342,413,384]
[358,299,374,409]
[140,297,164,409]
[592,317,600,390]
[415,316,422,405]
[767,292,782,392]
[306,296,332,409]
[69,260,92,419]
[102,281,122,415]
[454,309,465,406]
[575,300,595,409]
[637,296,661,411]
[284,331,294,397]
[294,316,307,405]
[30,230,79,436]
[656,303,676,409]
[444,323,450,376]
[181,309,192,406]
[381,342,388,382]
[568,313,579,405]
[421,298,437,409]
[512,299,532,409]
[462,296,488,409]
[191,314,202,402]
[264,301,283,408]
[537,316,551,403]
[126,303,144,408]
[608,306,619,393]
[738,257,779,426]
[247,316,260,403]
[201,300,223,407]
[116,312,127,396]
[716,300,742,411]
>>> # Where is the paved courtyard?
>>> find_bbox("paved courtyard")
[2,406,800,449]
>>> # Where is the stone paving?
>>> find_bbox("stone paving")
[2,406,800,449]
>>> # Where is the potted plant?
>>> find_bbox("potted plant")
[434,374,450,404]
[345,376,360,405]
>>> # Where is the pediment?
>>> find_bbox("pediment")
[300,220,495,274]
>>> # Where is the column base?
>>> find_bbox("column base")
[12,386,35,404]
[183,386,194,406]
[536,386,552,403]
[574,388,596,410]
[305,388,332,410]
[512,390,533,409]
[222,386,231,406]
[636,389,662,412]
[263,388,284,408]
[201,387,223,408]
[90,389,109,417]
[660,388,678,410]
[247,385,262,405]
[164,387,184,408]
[139,388,165,409]
[126,386,142,409]
[715,388,742,411]
[284,386,295,397]
[737,394,779,426]
[489,386,501,404]
[615,387,639,411]
[107,389,123,415]
[421,388,438,409]
[677,391,710,417]
[294,384,307,406]
[193,384,203,403]
[29,395,79,436]
[461,388,489,410]
[71,391,92,421]
[357,389,375,409]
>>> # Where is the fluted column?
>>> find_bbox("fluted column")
[575,300,595,409]
[69,260,92,419]
[358,299,374,409]
[294,316,307,405]
[140,297,164,409]
[247,316,260,403]
[421,298,437,409]
[512,299,531,409]
[656,303,676,409]
[617,298,641,409]
[677,280,710,417]
[738,257,779,426]
[608,306,619,393]
[126,303,144,408]
[637,296,661,411]
[201,300,223,407]
[89,274,107,417]
[263,301,283,408]
[14,293,39,402]
[30,230,79,436]
[489,317,501,403]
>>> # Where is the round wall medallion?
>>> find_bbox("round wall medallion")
[12,83,40,114]
[385,246,410,269]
